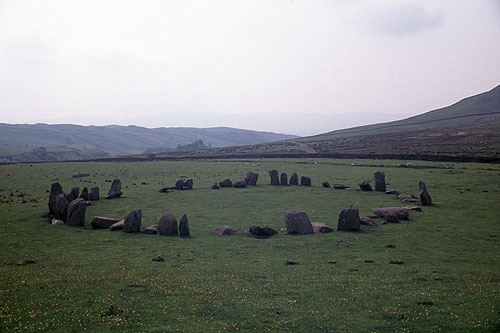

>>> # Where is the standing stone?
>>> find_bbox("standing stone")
[175,179,185,190]
[374,171,386,192]
[179,214,190,237]
[184,179,193,190]
[66,198,87,227]
[48,182,63,215]
[289,173,299,185]
[219,179,233,188]
[249,172,259,186]
[79,187,89,201]
[322,181,331,188]
[106,179,122,199]
[284,211,313,234]
[234,180,247,188]
[300,176,311,186]
[66,187,80,203]
[212,182,220,189]
[91,216,121,229]
[280,173,288,186]
[245,172,253,185]
[337,205,361,231]
[55,194,69,222]
[419,181,432,205]
[359,181,373,191]
[158,211,178,235]
[123,209,142,233]
[269,170,279,185]
[89,186,100,201]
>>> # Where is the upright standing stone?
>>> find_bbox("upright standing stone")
[106,179,122,199]
[66,198,86,227]
[123,209,142,233]
[249,172,259,186]
[184,179,193,190]
[89,186,100,201]
[179,214,190,237]
[284,210,313,234]
[289,173,299,185]
[374,171,386,192]
[419,181,432,205]
[280,173,288,185]
[245,172,253,185]
[337,205,361,231]
[48,182,63,215]
[79,187,89,201]
[158,211,178,235]
[55,194,69,222]
[300,176,311,186]
[359,181,373,191]
[66,187,80,203]
[269,170,279,185]
[175,179,185,190]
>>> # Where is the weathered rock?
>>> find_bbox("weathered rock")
[234,180,247,188]
[158,211,178,235]
[311,222,334,233]
[179,214,190,236]
[333,184,349,189]
[219,179,233,188]
[322,181,331,188]
[419,181,432,205]
[212,182,220,189]
[359,181,373,191]
[159,186,171,193]
[184,179,193,190]
[372,207,409,221]
[269,170,279,185]
[51,218,64,225]
[289,173,299,185]
[404,205,422,212]
[175,179,185,190]
[249,225,278,236]
[106,179,122,199]
[284,211,313,234]
[211,225,240,235]
[79,187,89,201]
[48,182,63,215]
[337,205,361,231]
[280,173,288,185]
[91,216,120,229]
[123,209,142,233]
[386,189,400,195]
[109,220,124,231]
[402,198,420,203]
[55,194,69,222]
[300,176,311,186]
[143,225,159,235]
[66,198,86,227]
[89,186,100,201]
[66,187,80,203]
[360,216,379,227]
[245,172,253,185]
[397,193,418,200]
[374,171,386,192]
[249,172,259,186]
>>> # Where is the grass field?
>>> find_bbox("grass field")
[0,158,499,332]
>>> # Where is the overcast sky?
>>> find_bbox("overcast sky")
[1,0,499,135]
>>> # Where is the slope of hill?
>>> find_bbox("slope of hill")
[145,85,500,162]
[0,124,297,162]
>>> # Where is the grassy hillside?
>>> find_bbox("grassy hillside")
[0,124,297,162]
[143,85,500,162]
[0,158,498,331]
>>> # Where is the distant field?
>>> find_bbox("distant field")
[0,159,499,331]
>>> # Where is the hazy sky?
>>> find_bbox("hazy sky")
[1,0,499,135]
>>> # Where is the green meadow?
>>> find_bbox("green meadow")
[0,159,499,332]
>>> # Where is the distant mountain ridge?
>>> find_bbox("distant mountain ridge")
[0,124,297,162]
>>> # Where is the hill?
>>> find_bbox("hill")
[142,85,500,163]
[0,124,297,162]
